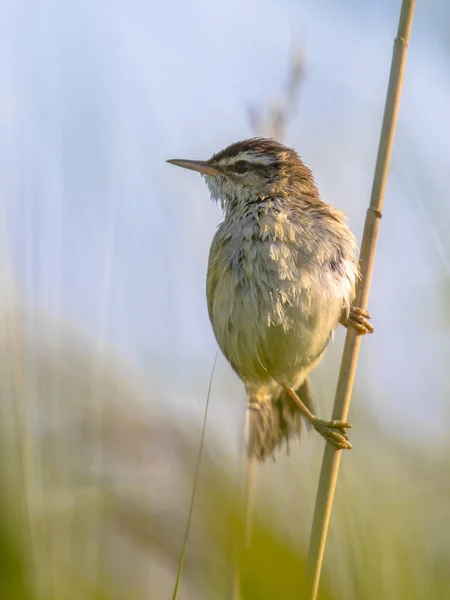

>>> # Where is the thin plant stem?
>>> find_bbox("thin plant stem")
[171,352,218,600]
[230,415,256,600]
[243,456,256,546]
[305,1,416,598]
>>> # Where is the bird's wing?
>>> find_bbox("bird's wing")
[206,232,244,378]
[206,231,222,325]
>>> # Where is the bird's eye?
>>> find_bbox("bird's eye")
[233,161,250,174]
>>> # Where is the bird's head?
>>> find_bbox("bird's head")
[167,138,319,211]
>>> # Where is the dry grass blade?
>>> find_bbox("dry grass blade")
[306,1,417,598]
[171,353,218,600]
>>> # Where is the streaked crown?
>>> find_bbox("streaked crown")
[167,138,319,209]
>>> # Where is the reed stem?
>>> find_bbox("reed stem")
[305,2,416,597]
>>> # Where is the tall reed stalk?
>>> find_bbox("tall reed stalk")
[305,2,416,598]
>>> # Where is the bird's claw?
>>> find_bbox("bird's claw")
[342,306,374,335]
[312,418,353,450]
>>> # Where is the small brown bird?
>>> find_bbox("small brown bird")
[168,138,373,461]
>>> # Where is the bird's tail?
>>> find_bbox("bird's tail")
[246,378,316,461]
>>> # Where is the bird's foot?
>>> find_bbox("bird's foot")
[341,306,374,335]
[312,418,353,450]
[283,385,353,450]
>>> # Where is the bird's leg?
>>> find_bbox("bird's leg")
[282,384,352,450]
[340,306,374,335]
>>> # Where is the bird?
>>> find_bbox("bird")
[167,138,373,461]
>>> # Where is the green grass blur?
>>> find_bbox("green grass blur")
[1,312,449,599]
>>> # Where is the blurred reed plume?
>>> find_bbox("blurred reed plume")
[247,50,304,140]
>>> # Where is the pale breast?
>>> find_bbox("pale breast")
[207,219,352,387]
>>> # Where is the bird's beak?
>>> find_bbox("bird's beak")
[166,158,221,176]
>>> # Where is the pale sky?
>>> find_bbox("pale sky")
[1,0,450,446]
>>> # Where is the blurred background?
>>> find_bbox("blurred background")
[1,0,450,598]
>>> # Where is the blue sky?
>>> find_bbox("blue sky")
[1,0,450,446]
